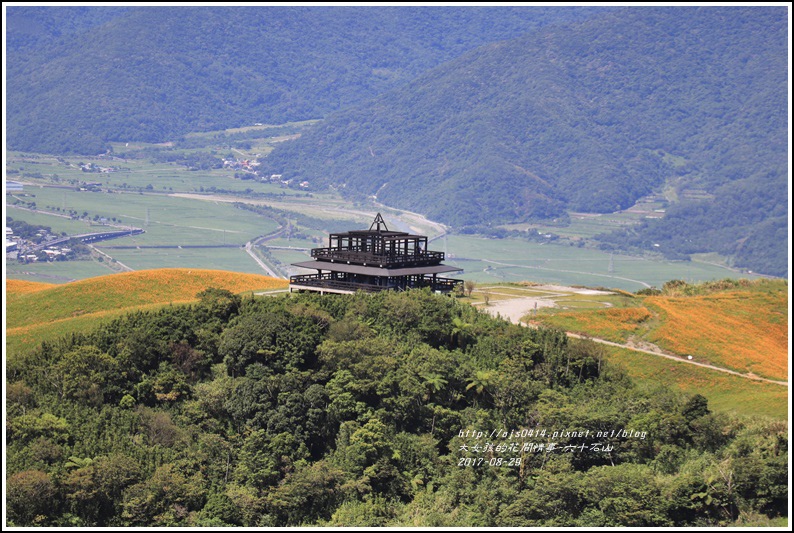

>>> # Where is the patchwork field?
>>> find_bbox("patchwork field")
[5,259,121,283]
[443,235,758,291]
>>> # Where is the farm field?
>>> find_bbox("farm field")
[443,235,756,291]
[6,205,101,235]
[5,258,120,283]
[265,237,321,249]
[501,209,654,240]
[97,246,267,273]
[7,125,768,291]
[268,248,314,277]
[11,188,279,245]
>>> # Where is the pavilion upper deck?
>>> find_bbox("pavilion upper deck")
[312,213,445,268]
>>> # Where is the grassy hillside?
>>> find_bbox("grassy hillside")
[644,290,788,382]
[5,280,58,294]
[528,279,789,382]
[603,345,788,420]
[6,269,287,356]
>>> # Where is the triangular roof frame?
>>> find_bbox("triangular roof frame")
[369,212,389,232]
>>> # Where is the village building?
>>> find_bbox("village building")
[290,213,463,295]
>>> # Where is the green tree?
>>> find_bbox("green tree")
[450,316,473,349]
[47,345,120,406]
[682,393,711,422]
[579,463,671,526]
[121,463,206,526]
[498,469,583,526]
[466,370,495,406]
[266,460,346,525]
[7,470,58,525]
[328,496,402,527]
[196,492,242,526]
[196,287,241,321]
[8,412,70,444]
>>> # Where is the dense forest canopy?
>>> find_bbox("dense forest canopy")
[259,6,788,277]
[6,288,788,527]
[5,5,599,155]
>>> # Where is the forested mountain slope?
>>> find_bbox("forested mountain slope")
[5,5,597,154]
[5,6,131,50]
[261,7,788,276]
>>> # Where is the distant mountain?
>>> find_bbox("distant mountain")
[5,6,131,51]
[5,5,600,154]
[261,7,788,277]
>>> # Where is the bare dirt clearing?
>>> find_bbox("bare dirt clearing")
[475,284,612,324]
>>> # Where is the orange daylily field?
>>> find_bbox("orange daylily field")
[529,279,788,382]
[6,269,287,355]
[645,290,788,381]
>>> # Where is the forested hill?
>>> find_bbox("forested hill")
[6,288,788,526]
[5,5,599,155]
[260,6,788,277]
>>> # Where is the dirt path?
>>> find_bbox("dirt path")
[475,284,611,323]
[566,333,787,387]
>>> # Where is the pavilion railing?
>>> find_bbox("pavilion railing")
[290,273,461,293]
[310,248,444,267]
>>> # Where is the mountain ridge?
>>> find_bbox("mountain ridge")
[6,6,600,154]
[259,6,788,276]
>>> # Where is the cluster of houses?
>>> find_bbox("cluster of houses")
[37,246,75,262]
[223,157,262,173]
[222,157,311,189]
[6,226,17,253]
[79,162,118,174]
[6,226,78,263]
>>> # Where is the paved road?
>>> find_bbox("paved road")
[245,241,283,279]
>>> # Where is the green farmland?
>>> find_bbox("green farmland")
[5,123,768,291]
[443,235,756,291]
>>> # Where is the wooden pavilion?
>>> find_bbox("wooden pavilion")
[289,213,463,294]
